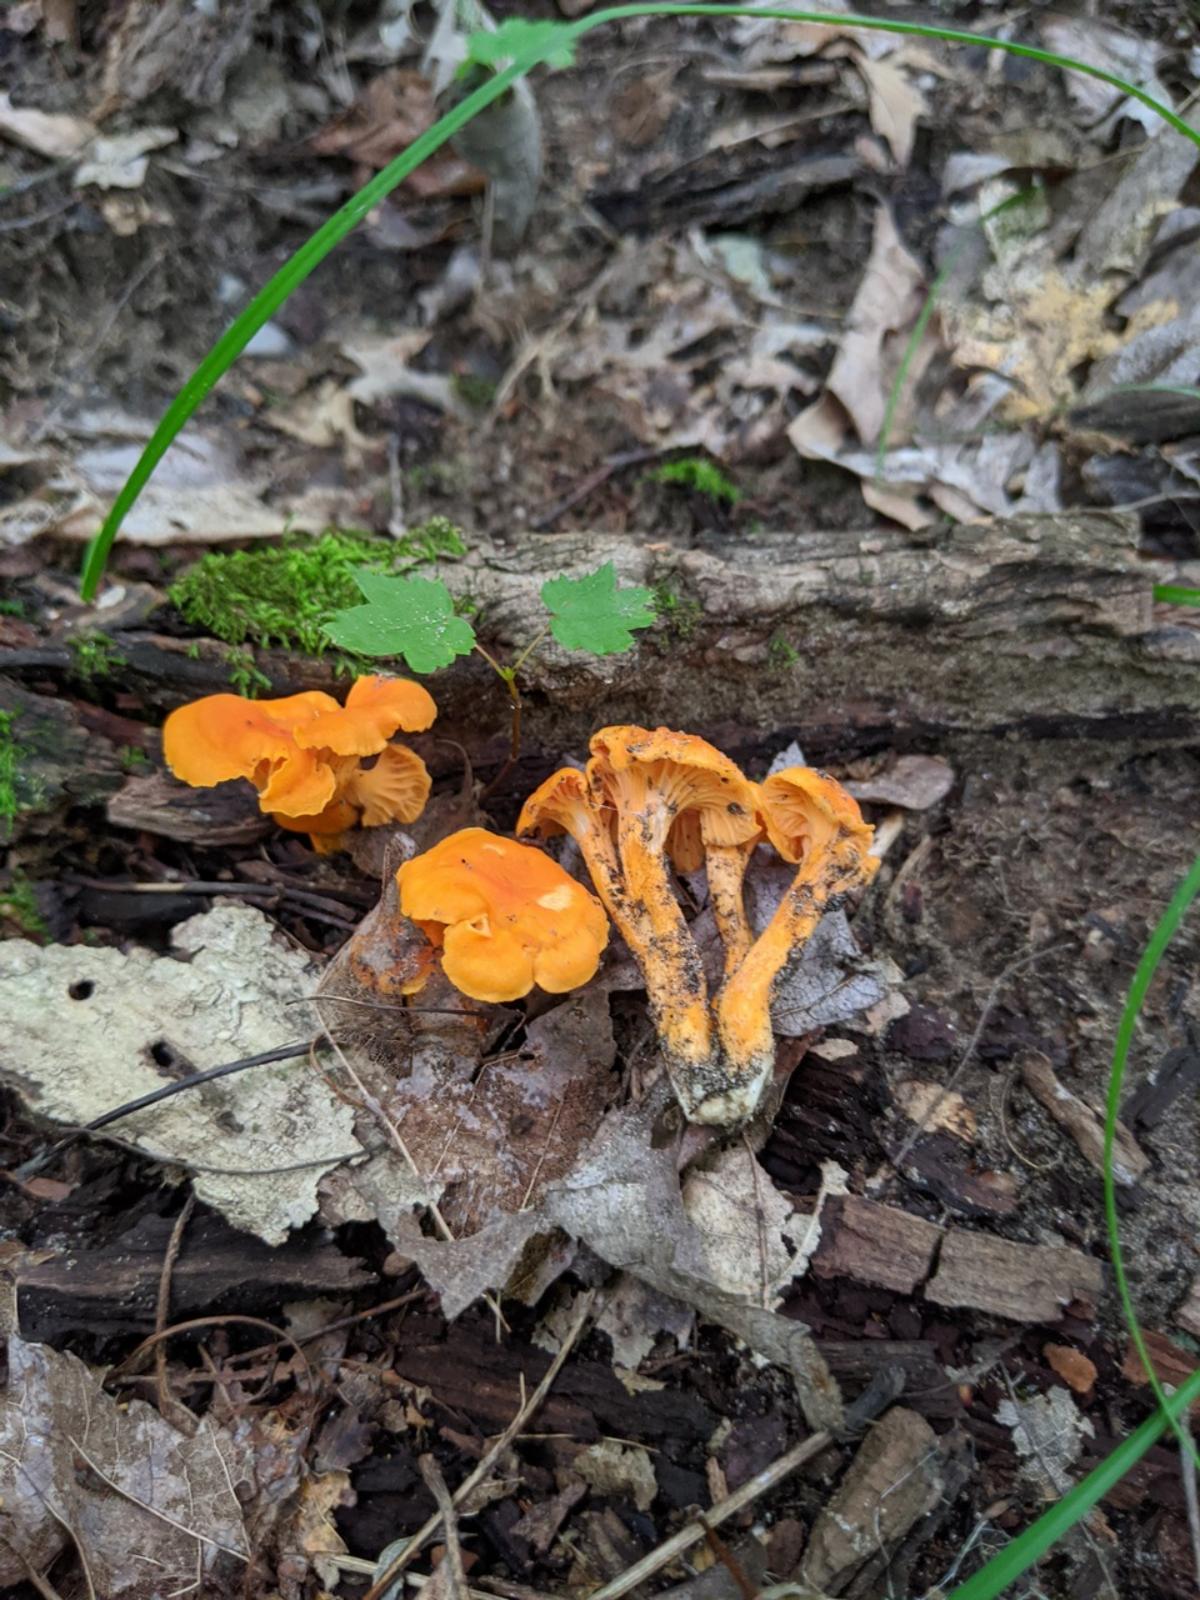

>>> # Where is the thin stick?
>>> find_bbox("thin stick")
[585,1428,834,1600]
[419,1455,469,1600]
[111,1314,315,1398]
[155,1193,196,1429]
[361,1288,598,1600]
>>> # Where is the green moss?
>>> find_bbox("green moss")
[0,598,26,618]
[0,871,48,939]
[119,745,151,773]
[168,523,467,660]
[0,711,18,838]
[650,456,742,506]
[67,631,126,684]
[768,632,800,670]
[222,647,273,698]
[453,373,498,409]
[651,582,703,641]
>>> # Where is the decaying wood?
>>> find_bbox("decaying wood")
[16,1211,372,1341]
[811,1195,942,1295]
[106,769,271,847]
[2,515,1194,801]
[798,1406,946,1596]
[816,1340,959,1419]
[925,1230,1104,1323]
[1020,1052,1150,1186]
[1121,1330,1200,1415]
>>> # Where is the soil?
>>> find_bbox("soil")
[2,3,1200,1599]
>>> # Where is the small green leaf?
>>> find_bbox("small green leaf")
[324,571,476,673]
[541,562,657,656]
[466,19,576,72]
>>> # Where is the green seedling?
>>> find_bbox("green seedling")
[326,559,655,793]
[67,631,126,685]
[650,457,742,506]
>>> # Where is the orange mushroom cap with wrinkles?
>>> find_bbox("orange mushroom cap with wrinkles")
[759,766,875,862]
[587,726,760,852]
[345,745,432,827]
[396,828,609,1005]
[162,690,340,791]
[291,675,436,756]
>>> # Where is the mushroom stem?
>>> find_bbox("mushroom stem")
[613,793,713,1077]
[711,833,877,1126]
[705,842,754,976]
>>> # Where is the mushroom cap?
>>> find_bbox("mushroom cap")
[588,725,760,848]
[516,767,595,841]
[291,675,437,756]
[758,766,873,862]
[396,827,609,1004]
[162,690,340,790]
[345,744,432,827]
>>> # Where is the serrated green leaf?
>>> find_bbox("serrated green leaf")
[541,562,657,656]
[466,19,576,71]
[323,571,476,673]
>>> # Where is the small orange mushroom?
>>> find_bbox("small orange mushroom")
[162,677,436,850]
[396,827,609,1004]
[714,766,877,1124]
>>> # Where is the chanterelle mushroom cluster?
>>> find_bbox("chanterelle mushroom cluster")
[163,675,435,851]
[400,726,877,1127]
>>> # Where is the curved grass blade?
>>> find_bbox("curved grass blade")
[945,1366,1200,1600]
[1104,848,1200,1472]
[78,54,538,598]
[1154,585,1200,606]
[80,8,1200,595]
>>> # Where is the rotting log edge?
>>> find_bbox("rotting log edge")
[5,513,1197,765]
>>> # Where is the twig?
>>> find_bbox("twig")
[109,1314,315,1399]
[419,1455,470,1600]
[880,941,1073,1183]
[584,1428,835,1600]
[361,1288,598,1600]
[155,1193,197,1431]
[530,447,668,530]
[13,1039,319,1178]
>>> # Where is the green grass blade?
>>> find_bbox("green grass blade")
[78,55,537,599]
[1104,850,1200,1472]
[945,1367,1200,1600]
[1155,585,1200,606]
[79,8,1200,596]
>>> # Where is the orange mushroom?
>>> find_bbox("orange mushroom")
[396,828,609,1004]
[714,767,877,1124]
[161,677,436,849]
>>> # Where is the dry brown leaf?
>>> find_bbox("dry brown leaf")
[0,1337,249,1594]
[1044,1343,1098,1396]
[857,52,926,167]
[790,204,925,449]
[311,67,480,198]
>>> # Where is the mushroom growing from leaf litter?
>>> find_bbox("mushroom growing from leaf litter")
[518,726,877,1126]
[162,675,435,851]
[396,828,609,1005]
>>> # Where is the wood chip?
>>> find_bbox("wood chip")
[1020,1052,1149,1185]
[107,768,271,847]
[811,1195,942,1294]
[1121,1329,1200,1414]
[925,1231,1104,1323]
[1044,1343,1098,1395]
[799,1406,945,1594]
[893,1079,976,1141]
